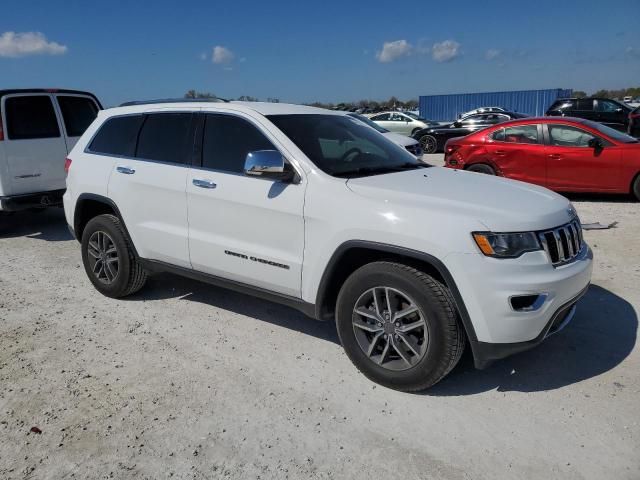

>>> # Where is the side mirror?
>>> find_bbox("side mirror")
[244,150,293,181]
[588,138,603,149]
[453,121,462,128]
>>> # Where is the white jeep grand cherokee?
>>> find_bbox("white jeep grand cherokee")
[63,100,593,391]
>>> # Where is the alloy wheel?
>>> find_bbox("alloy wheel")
[419,135,437,154]
[352,286,429,371]
[87,231,120,284]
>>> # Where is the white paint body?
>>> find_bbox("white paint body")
[64,101,592,345]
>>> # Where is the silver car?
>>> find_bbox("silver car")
[368,111,436,136]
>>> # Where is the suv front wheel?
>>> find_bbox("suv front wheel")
[336,262,465,391]
[81,214,147,298]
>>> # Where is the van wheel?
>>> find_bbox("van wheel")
[632,175,640,201]
[81,214,147,298]
[467,164,496,175]
[335,262,465,391]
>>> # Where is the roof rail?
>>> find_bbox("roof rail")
[119,97,229,107]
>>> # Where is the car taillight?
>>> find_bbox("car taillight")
[630,112,640,120]
[64,158,72,174]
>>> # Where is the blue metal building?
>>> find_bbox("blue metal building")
[419,88,573,121]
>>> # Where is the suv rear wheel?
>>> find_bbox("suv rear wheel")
[81,214,147,298]
[335,261,465,391]
[467,163,495,175]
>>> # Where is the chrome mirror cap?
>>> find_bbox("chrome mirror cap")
[244,150,285,176]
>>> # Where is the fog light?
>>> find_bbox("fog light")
[510,293,548,312]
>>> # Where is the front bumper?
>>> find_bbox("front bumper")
[0,189,65,212]
[471,285,588,368]
[444,244,593,368]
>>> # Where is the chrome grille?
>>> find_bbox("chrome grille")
[538,220,583,266]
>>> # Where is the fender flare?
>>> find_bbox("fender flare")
[314,240,479,346]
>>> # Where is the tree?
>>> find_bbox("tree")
[573,90,587,98]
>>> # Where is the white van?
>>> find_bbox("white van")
[0,89,102,212]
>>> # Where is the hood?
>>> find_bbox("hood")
[346,167,574,232]
[383,131,419,147]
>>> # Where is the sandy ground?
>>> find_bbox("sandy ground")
[1,158,638,479]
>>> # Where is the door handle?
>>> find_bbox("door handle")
[192,178,217,189]
[548,154,562,160]
[494,150,506,156]
[116,166,135,175]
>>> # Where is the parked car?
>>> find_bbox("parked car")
[413,112,528,153]
[64,100,592,391]
[628,105,640,138]
[347,113,422,158]
[443,116,640,199]
[623,96,633,103]
[368,111,438,136]
[546,97,632,132]
[459,106,506,118]
[0,89,102,213]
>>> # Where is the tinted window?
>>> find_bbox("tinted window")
[268,114,422,178]
[594,99,622,113]
[548,125,596,147]
[89,115,144,156]
[550,100,576,111]
[371,113,390,121]
[5,95,60,140]
[499,125,540,144]
[491,128,505,141]
[581,119,638,143]
[136,113,193,164]
[576,99,594,110]
[57,96,99,137]
[202,114,275,173]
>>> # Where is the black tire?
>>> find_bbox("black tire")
[466,163,496,175]
[81,214,147,298]
[336,262,466,392]
[632,175,640,201]
[418,135,438,154]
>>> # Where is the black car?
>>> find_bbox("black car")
[412,112,528,153]
[545,97,632,132]
[628,105,640,138]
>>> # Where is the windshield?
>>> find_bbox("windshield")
[347,113,389,133]
[405,112,427,121]
[268,114,427,178]
[583,120,639,143]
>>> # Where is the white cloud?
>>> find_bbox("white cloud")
[376,40,412,63]
[432,40,460,62]
[199,52,207,61]
[212,45,234,64]
[485,48,501,60]
[0,31,67,58]
[626,46,640,58]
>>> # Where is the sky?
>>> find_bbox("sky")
[1,0,639,107]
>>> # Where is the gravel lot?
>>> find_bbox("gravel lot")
[1,156,638,479]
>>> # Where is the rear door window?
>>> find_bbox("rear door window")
[500,125,540,144]
[89,115,144,157]
[4,95,60,140]
[135,113,193,164]
[576,99,594,111]
[57,96,100,137]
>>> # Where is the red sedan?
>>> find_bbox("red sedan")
[443,117,640,200]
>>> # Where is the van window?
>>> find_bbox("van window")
[135,113,193,164]
[57,96,99,137]
[202,114,275,173]
[4,95,60,140]
[89,115,144,157]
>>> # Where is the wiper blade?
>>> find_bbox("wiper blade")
[335,162,427,178]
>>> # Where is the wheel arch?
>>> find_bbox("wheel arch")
[314,241,479,347]
[630,171,640,199]
[73,194,139,256]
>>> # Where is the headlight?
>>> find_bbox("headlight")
[472,231,541,258]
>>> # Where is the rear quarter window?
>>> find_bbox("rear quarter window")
[89,115,144,157]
